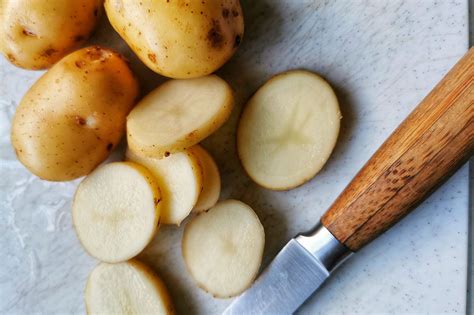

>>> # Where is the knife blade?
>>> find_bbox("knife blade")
[224,48,474,314]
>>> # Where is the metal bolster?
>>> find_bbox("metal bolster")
[296,222,353,272]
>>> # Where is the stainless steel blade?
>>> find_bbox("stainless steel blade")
[224,223,351,315]
[224,239,328,315]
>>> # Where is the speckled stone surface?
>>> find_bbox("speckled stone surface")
[0,1,469,314]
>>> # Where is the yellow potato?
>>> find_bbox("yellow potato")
[0,0,102,70]
[85,260,175,314]
[127,75,233,158]
[11,46,139,181]
[104,0,244,78]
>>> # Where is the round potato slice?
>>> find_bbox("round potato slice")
[85,260,174,315]
[73,162,161,263]
[237,70,341,190]
[126,148,202,226]
[127,75,233,158]
[188,145,221,213]
[182,199,265,298]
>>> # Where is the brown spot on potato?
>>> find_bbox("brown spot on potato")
[6,53,16,63]
[42,48,57,57]
[222,8,229,18]
[86,46,110,61]
[234,35,241,47]
[207,20,223,48]
[93,7,99,16]
[75,116,86,126]
[22,28,37,37]
[106,143,113,151]
[232,9,239,17]
[164,151,170,157]
[154,197,161,205]
[148,53,157,63]
[75,60,86,68]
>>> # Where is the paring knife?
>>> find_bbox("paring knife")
[224,48,474,314]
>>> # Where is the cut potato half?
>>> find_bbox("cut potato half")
[188,145,221,212]
[127,75,233,157]
[73,162,160,263]
[237,70,341,190]
[182,199,265,298]
[126,148,202,226]
[85,260,174,315]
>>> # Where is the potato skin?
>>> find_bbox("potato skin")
[104,0,244,79]
[0,0,102,70]
[11,46,139,181]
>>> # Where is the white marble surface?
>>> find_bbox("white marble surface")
[0,0,469,314]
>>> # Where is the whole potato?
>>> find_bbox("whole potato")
[104,0,244,79]
[0,0,102,70]
[11,46,139,181]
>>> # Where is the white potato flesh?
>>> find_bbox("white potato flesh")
[126,148,202,226]
[73,162,160,263]
[127,75,233,158]
[237,70,341,190]
[182,199,265,298]
[85,260,174,315]
[188,145,221,213]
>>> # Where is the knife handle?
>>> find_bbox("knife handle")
[321,48,474,252]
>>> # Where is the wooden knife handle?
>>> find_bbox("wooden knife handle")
[321,48,474,251]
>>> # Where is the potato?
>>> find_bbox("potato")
[0,0,102,70]
[127,75,233,158]
[11,46,139,181]
[182,200,265,298]
[73,162,161,263]
[237,70,341,190]
[188,145,221,213]
[86,260,174,315]
[126,147,202,226]
[104,0,244,78]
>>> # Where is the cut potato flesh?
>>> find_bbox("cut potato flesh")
[182,199,265,298]
[188,145,221,213]
[126,148,202,225]
[85,260,174,315]
[127,75,233,158]
[237,70,341,190]
[73,162,160,263]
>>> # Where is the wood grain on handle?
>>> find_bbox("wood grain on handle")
[321,48,474,251]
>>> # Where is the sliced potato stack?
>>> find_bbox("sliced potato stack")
[237,70,341,190]
[86,260,174,315]
[127,75,233,158]
[73,162,161,263]
[189,145,221,213]
[182,200,265,298]
[126,148,202,226]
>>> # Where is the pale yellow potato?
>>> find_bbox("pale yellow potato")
[182,200,265,298]
[11,46,139,181]
[73,162,161,263]
[0,0,102,70]
[188,145,221,213]
[127,75,233,158]
[237,70,341,190]
[85,260,174,315]
[104,0,244,78]
[126,147,202,226]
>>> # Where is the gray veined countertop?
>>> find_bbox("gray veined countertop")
[0,0,469,314]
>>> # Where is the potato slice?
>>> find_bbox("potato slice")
[182,200,265,298]
[73,162,160,263]
[237,70,341,190]
[126,148,202,226]
[188,145,221,213]
[127,75,233,158]
[85,260,174,315]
